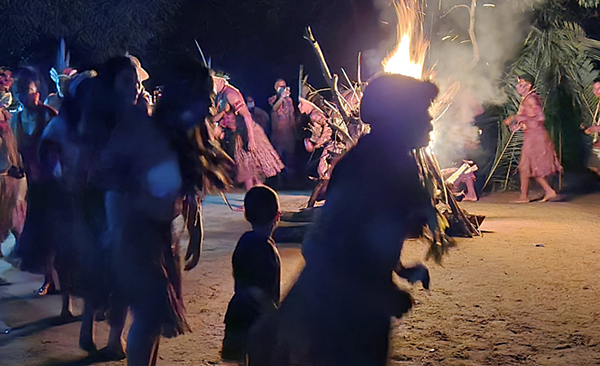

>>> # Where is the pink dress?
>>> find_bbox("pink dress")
[218,85,284,183]
[517,93,562,178]
[234,123,284,183]
[0,109,24,241]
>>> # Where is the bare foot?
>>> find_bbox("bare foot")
[541,192,558,202]
[510,198,530,203]
[463,195,478,202]
[97,346,126,361]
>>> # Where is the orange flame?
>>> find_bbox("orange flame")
[382,0,428,80]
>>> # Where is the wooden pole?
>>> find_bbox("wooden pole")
[559,130,563,191]
[483,130,516,189]
[304,26,351,122]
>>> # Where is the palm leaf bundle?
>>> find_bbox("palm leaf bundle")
[578,0,600,7]
[417,147,482,238]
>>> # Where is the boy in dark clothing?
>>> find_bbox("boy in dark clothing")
[222,185,282,363]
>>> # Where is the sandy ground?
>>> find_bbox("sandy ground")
[1,191,600,366]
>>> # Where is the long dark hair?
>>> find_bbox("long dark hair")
[79,57,136,149]
[12,66,47,103]
[154,58,233,194]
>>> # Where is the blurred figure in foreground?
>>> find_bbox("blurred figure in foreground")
[101,58,227,366]
[247,74,440,366]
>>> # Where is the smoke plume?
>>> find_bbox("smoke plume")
[369,0,541,167]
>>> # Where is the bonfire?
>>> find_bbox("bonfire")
[285,0,483,255]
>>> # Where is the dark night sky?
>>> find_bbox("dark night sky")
[0,0,389,109]
[1,0,598,109]
[156,0,387,109]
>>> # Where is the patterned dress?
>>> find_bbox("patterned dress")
[12,105,57,273]
[517,93,562,178]
[218,85,284,184]
[306,109,345,180]
[0,109,23,242]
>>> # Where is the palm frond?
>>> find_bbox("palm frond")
[579,0,600,8]
[487,19,600,190]
[485,129,524,191]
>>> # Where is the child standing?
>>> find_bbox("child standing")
[222,185,282,363]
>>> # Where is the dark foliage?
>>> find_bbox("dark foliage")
[488,0,600,191]
[156,0,385,107]
[0,0,181,73]
[0,0,387,108]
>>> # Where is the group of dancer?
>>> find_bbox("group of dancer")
[0,54,240,366]
[0,42,447,365]
[0,38,573,366]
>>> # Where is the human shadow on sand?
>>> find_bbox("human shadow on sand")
[0,314,80,347]
[37,352,122,366]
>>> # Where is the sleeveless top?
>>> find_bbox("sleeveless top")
[14,105,56,181]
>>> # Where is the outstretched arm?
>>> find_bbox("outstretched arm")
[585,125,600,134]
[272,92,289,111]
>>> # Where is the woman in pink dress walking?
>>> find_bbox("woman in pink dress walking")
[504,74,562,203]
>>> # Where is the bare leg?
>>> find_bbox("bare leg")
[103,303,127,360]
[307,180,328,208]
[55,268,74,319]
[463,178,478,201]
[536,177,557,202]
[126,313,161,366]
[60,291,73,318]
[512,173,530,203]
[59,285,74,320]
[79,301,97,353]
[150,340,160,366]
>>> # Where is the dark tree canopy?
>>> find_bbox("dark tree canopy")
[579,0,600,8]
[0,0,598,110]
[158,0,385,106]
[0,0,181,67]
[0,0,386,106]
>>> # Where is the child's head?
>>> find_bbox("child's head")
[244,185,280,228]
